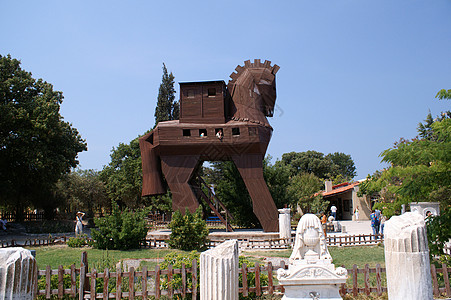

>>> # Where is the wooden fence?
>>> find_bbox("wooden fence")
[0,212,46,222]
[2,234,385,250]
[35,252,451,299]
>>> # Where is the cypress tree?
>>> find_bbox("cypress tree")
[154,63,179,126]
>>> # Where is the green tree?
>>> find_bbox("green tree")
[0,55,87,220]
[168,207,209,251]
[100,137,142,208]
[91,201,149,250]
[279,150,356,181]
[359,102,451,216]
[56,169,108,216]
[154,63,178,125]
[287,173,327,214]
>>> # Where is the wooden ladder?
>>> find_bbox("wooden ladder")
[192,175,234,232]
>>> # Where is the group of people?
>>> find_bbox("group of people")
[370,209,386,235]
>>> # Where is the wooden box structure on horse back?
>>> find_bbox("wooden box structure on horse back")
[140,59,280,232]
[179,81,228,124]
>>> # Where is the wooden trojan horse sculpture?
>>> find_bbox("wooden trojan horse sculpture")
[139,59,280,232]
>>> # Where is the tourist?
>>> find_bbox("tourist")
[75,211,85,236]
[216,129,223,140]
[321,213,327,224]
[370,210,380,235]
[330,205,337,220]
[354,206,360,222]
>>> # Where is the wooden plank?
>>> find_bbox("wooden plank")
[255,262,261,296]
[58,265,64,298]
[267,262,274,294]
[192,259,197,299]
[431,264,440,296]
[78,264,86,300]
[242,263,248,297]
[129,266,135,300]
[364,264,370,295]
[45,265,51,299]
[181,263,186,297]
[443,263,450,297]
[167,264,173,298]
[91,269,97,299]
[116,266,122,300]
[375,263,382,296]
[352,264,358,296]
[103,268,109,300]
[142,266,148,299]
[155,265,161,299]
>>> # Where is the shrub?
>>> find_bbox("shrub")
[91,201,149,250]
[67,234,90,248]
[426,207,451,265]
[168,207,209,251]
[160,251,200,296]
[238,256,269,300]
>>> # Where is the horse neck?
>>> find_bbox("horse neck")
[228,80,270,127]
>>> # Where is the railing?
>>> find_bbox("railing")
[0,212,46,222]
[35,253,451,299]
[1,234,385,250]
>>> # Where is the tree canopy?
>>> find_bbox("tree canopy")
[154,63,178,126]
[278,151,356,181]
[359,94,450,216]
[0,54,87,218]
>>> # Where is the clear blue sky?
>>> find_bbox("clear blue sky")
[2,1,450,179]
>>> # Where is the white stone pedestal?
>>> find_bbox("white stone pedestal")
[200,239,239,300]
[384,212,433,300]
[0,247,37,300]
[279,208,291,239]
[278,214,347,300]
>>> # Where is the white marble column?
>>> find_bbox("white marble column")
[0,247,37,300]
[384,212,433,300]
[278,208,291,239]
[200,239,239,300]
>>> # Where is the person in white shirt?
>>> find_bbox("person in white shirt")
[75,212,85,236]
[330,205,337,220]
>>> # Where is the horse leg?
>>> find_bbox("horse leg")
[160,155,200,214]
[232,154,279,232]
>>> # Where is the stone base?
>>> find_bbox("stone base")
[282,284,343,300]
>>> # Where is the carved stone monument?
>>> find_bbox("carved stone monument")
[384,212,433,300]
[0,247,37,300]
[277,214,347,300]
[279,208,291,239]
[200,239,239,300]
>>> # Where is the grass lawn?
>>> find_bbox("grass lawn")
[242,244,386,268]
[27,245,190,270]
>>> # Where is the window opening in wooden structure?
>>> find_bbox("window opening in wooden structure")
[148,133,154,144]
[207,88,216,97]
[232,128,240,136]
[199,129,207,137]
[183,129,191,137]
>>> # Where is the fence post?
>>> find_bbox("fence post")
[255,262,261,296]
[167,264,173,298]
[242,263,248,297]
[58,265,64,298]
[80,251,89,294]
[181,263,186,297]
[352,264,358,296]
[116,266,122,300]
[141,266,147,299]
[364,264,370,295]
[129,266,135,300]
[443,263,450,297]
[192,259,197,300]
[430,264,439,297]
[155,265,161,299]
[376,263,382,296]
[45,265,51,299]
[104,268,109,300]
[90,269,97,299]
[267,261,273,294]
